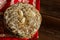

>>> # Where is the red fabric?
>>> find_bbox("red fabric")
[36,0,40,11]
[29,0,33,5]
[0,0,40,40]
[0,0,11,12]
[14,0,19,4]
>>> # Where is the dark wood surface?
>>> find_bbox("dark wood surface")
[39,26,60,40]
[41,0,60,29]
[39,0,60,40]
[41,0,60,18]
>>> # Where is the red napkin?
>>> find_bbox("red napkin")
[0,0,40,40]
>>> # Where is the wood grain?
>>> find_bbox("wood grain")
[40,0,60,40]
[41,0,60,18]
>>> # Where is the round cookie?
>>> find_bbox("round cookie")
[4,3,42,38]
